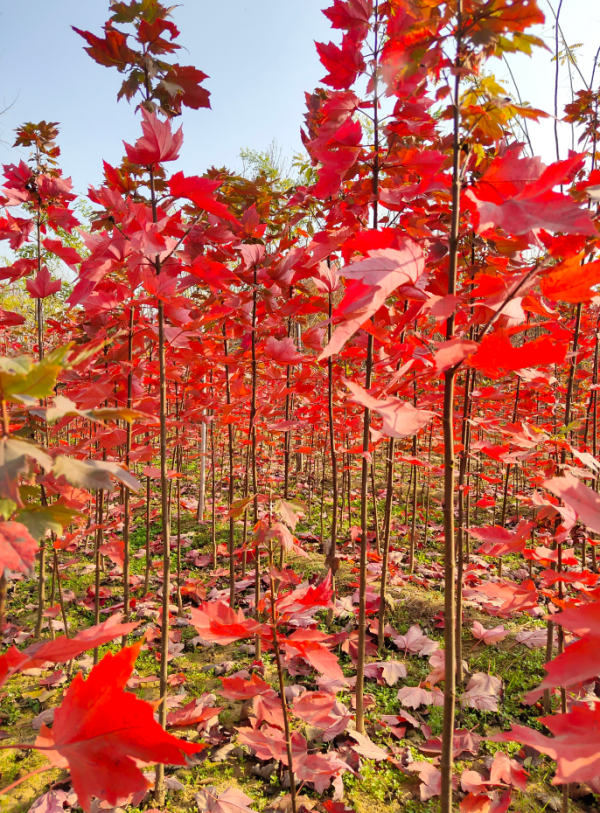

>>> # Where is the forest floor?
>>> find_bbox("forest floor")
[0,499,596,813]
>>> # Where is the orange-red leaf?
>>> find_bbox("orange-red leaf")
[541,253,600,303]
[37,644,203,811]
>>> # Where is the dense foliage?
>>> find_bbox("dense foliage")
[1,2,600,813]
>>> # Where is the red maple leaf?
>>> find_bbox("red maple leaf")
[316,33,366,90]
[263,337,306,365]
[166,698,222,728]
[468,521,536,557]
[72,25,136,70]
[542,472,600,534]
[46,206,80,233]
[168,64,211,110]
[345,379,435,439]
[26,267,62,299]
[42,238,82,270]
[276,571,334,615]
[541,252,600,303]
[0,614,140,688]
[283,629,346,681]
[494,703,600,784]
[465,150,596,236]
[319,242,424,359]
[189,600,260,645]
[323,0,372,34]
[469,330,566,374]
[527,601,600,695]
[219,672,272,701]
[168,172,237,223]
[124,109,183,165]
[36,643,204,810]
[0,521,38,578]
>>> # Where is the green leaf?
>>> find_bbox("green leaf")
[0,345,72,403]
[19,485,41,502]
[8,438,53,471]
[53,456,141,492]
[273,498,307,531]
[16,504,79,541]
[0,438,53,507]
[0,439,29,506]
[224,494,258,520]
[46,395,156,425]
[0,498,17,520]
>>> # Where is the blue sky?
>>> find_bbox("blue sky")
[0,0,598,199]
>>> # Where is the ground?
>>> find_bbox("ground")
[0,492,595,813]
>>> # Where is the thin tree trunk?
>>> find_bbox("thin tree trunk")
[371,458,380,555]
[355,2,380,734]
[249,266,261,659]
[122,305,134,647]
[223,323,236,606]
[440,8,462,809]
[378,437,395,653]
[456,369,473,685]
[143,475,151,593]
[93,488,104,665]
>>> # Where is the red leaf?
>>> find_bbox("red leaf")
[276,571,333,615]
[324,0,372,33]
[434,338,478,373]
[541,252,600,303]
[26,267,62,299]
[542,472,600,534]
[302,325,326,351]
[0,308,26,327]
[313,262,340,294]
[196,786,255,813]
[292,691,337,727]
[460,770,490,796]
[315,33,366,89]
[168,172,237,222]
[42,239,82,270]
[465,150,596,236]
[345,380,435,439]
[528,601,600,695]
[471,621,508,646]
[468,579,538,617]
[237,724,288,761]
[348,730,388,760]
[319,242,424,359]
[219,671,272,701]
[489,751,529,792]
[189,600,260,645]
[391,623,438,656]
[283,629,346,681]
[493,703,600,784]
[99,537,125,569]
[407,761,442,800]
[0,614,140,688]
[0,521,38,578]
[166,698,222,728]
[469,329,566,373]
[168,64,211,111]
[253,692,285,728]
[124,109,183,165]
[397,686,433,709]
[72,26,136,70]
[468,521,535,557]
[46,206,80,233]
[37,644,203,810]
[263,337,306,365]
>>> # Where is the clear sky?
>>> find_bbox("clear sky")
[0,0,598,199]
